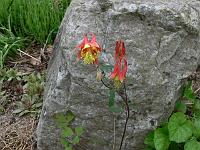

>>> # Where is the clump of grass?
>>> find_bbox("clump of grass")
[0,0,70,43]
[0,23,26,69]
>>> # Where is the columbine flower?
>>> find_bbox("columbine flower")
[77,33,101,64]
[110,40,127,88]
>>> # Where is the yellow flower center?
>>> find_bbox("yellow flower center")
[81,47,99,64]
[83,51,96,64]
[113,76,122,89]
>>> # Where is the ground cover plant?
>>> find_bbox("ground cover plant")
[144,81,200,150]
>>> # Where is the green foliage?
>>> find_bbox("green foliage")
[0,0,71,43]
[54,111,84,150]
[108,88,123,113]
[0,25,26,68]
[144,82,200,150]
[0,68,44,116]
[14,73,45,117]
[168,112,193,143]
[154,126,170,150]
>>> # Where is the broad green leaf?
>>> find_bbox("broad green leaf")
[175,100,186,113]
[184,139,200,150]
[183,82,196,102]
[62,127,74,137]
[168,112,193,143]
[53,113,68,124]
[54,111,75,125]
[72,136,80,144]
[193,117,200,138]
[75,127,84,136]
[154,127,170,150]
[144,131,155,148]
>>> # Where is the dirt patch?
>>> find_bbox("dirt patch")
[0,112,37,150]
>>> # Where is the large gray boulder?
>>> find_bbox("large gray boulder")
[37,0,200,149]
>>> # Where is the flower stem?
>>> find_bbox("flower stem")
[119,82,129,150]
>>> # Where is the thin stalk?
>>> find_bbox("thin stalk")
[119,82,129,150]
[101,77,129,150]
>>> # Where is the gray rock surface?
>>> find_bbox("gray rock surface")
[37,0,200,149]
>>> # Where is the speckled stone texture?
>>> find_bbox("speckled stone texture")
[37,0,200,149]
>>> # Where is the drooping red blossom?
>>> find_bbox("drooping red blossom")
[76,33,101,64]
[114,40,126,62]
[110,40,127,87]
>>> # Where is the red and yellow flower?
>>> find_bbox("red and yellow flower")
[110,40,127,87]
[77,33,101,64]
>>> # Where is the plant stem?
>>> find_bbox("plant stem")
[119,82,129,150]
[101,78,130,150]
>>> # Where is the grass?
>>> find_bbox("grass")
[0,24,26,69]
[0,0,70,67]
[0,0,70,43]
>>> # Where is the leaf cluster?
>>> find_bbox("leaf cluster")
[54,111,84,150]
[144,82,200,150]
[0,68,45,117]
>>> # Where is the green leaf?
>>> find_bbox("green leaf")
[108,89,115,108]
[145,147,155,150]
[154,127,170,150]
[193,109,200,118]
[13,109,23,114]
[193,117,200,138]
[65,145,73,150]
[144,131,155,148]
[194,100,200,110]
[183,82,196,102]
[175,100,186,113]
[75,127,84,136]
[109,106,123,113]
[168,112,193,143]
[62,127,74,137]
[72,136,80,144]
[54,113,66,123]
[99,62,114,72]
[0,105,4,112]
[60,138,69,146]
[65,111,75,123]
[184,139,200,150]
[168,142,180,150]
[19,110,30,117]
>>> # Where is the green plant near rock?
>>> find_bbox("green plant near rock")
[54,111,84,150]
[144,81,200,150]
[14,72,45,117]
[0,68,45,116]
[0,68,23,113]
